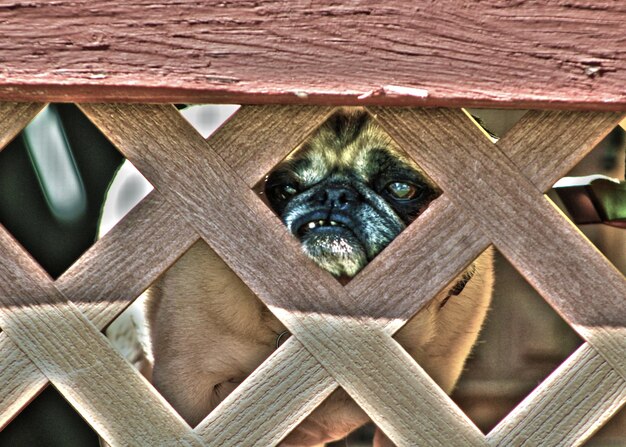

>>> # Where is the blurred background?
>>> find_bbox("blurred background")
[0,105,623,446]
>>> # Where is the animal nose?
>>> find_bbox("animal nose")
[311,186,359,210]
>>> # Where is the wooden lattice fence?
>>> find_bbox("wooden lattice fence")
[1,1,626,445]
[0,101,624,446]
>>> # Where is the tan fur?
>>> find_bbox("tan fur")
[146,242,493,445]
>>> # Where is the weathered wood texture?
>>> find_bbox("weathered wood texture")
[1,100,624,446]
[82,103,487,446]
[488,343,626,447]
[1,1,626,109]
[0,102,44,150]
[373,107,626,377]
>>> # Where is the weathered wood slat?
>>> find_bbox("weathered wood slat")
[58,190,198,328]
[348,196,489,322]
[487,343,626,447]
[81,103,488,446]
[495,110,626,190]
[2,2,626,109]
[195,337,337,446]
[0,332,47,430]
[357,108,623,326]
[209,105,335,185]
[0,102,45,150]
[0,227,204,447]
[373,107,626,379]
[0,190,198,426]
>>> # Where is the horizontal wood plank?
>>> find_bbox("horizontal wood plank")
[1,2,626,109]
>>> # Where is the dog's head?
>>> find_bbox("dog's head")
[265,108,440,277]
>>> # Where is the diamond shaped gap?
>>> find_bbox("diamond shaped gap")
[0,103,151,279]
[0,386,99,447]
[583,405,626,446]
[278,386,373,446]
[106,239,287,428]
[550,123,626,276]
[464,108,529,142]
[255,107,443,285]
[451,249,584,434]
[177,104,240,139]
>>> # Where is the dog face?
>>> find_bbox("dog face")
[265,108,440,277]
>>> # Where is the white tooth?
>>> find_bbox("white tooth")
[318,220,325,226]
[308,222,316,229]
[330,221,337,226]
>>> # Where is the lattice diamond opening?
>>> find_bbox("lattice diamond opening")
[452,249,584,434]
[0,104,148,278]
[0,386,99,447]
[255,107,443,284]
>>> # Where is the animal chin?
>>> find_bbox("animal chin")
[298,224,367,278]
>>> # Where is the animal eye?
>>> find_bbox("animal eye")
[386,182,419,200]
[275,184,298,201]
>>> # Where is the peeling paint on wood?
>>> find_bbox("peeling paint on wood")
[0,0,625,109]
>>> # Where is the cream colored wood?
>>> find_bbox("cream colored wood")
[0,226,204,446]
[0,102,45,151]
[81,103,489,446]
[0,331,47,430]
[372,107,626,379]
[195,337,337,446]
[0,191,198,430]
[487,343,626,447]
[58,190,198,328]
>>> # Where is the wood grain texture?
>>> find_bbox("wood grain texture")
[348,196,489,323]
[487,343,626,447]
[0,102,45,150]
[81,103,488,446]
[0,191,198,429]
[0,227,205,447]
[195,337,337,446]
[0,331,47,430]
[209,105,335,185]
[58,190,198,328]
[496,110,626,191]
[2,2,626,109]
[353,107,623,326]
[372,107,626,378]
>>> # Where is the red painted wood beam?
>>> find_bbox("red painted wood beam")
[1,1,625,109]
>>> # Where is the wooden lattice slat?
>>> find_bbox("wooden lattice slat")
[0,331,47,430]
[488,343,626,446]
[81,103,489,446]
[373,107,626,378]
[0,101,624,447]
[0,225,203,446]
[0,102,45,150]
[195,337,336,446]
